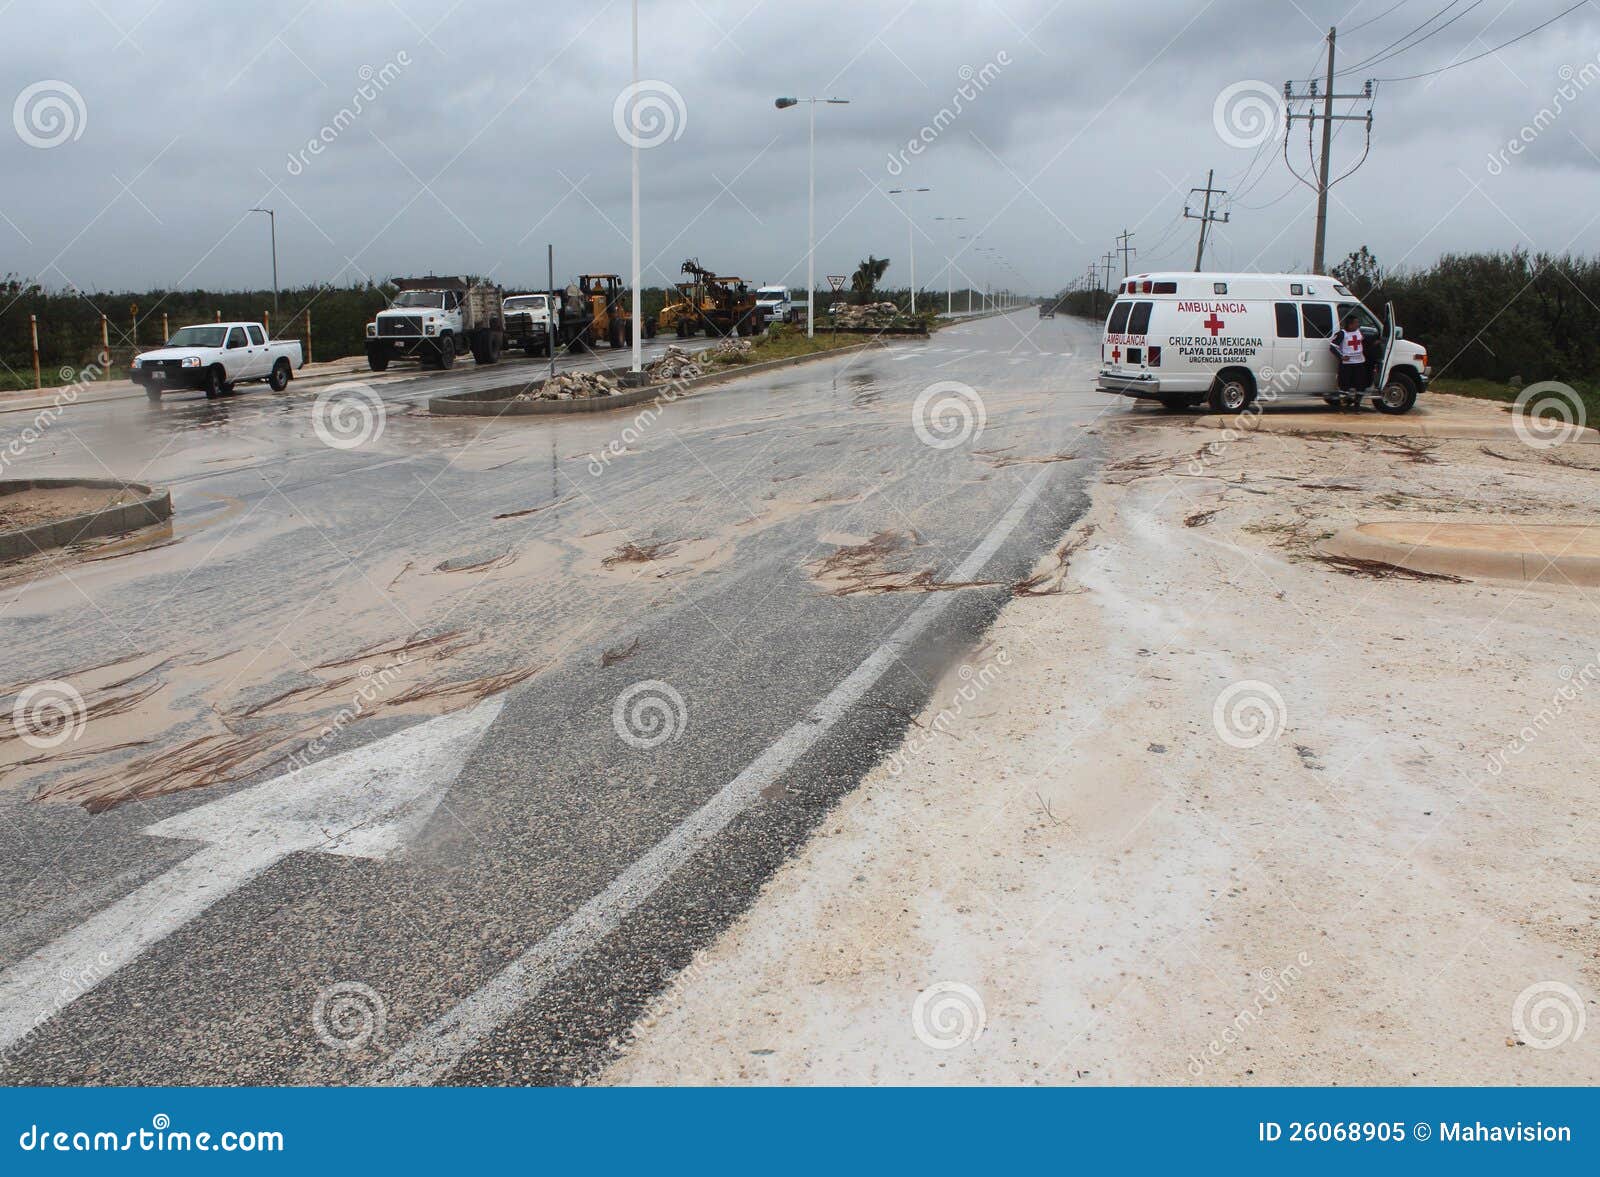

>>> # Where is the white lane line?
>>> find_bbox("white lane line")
[0,698,504,1059]
[374,465,1055,1086]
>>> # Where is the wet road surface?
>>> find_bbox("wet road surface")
[0,309,1104,1083]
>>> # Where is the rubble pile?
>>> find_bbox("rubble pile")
[515,371,619,401]
[647,345,704,380]
[709,336,753,362]
[830,301,904,328]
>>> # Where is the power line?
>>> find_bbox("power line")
[1340,0,1487,75]
[1285,26,1378,272]
[1344,0,1414,35]
[1337,0,1467,74]
[1374,0,1592,80]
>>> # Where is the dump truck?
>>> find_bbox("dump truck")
[365,277,504,370]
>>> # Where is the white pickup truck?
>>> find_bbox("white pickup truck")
[131,322,304,400]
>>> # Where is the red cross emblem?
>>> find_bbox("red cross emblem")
[1111,346,1121,363]
[1202,313,1225,336]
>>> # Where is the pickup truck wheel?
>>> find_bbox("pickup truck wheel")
[268,359,291,391]
[1374,370,1419,414]
[204,366,227,398]
[145,387,162,402]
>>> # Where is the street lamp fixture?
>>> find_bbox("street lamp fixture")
[776,95,850,337]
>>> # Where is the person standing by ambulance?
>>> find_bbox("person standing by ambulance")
[1328,312,1369,408]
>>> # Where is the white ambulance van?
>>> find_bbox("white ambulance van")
[1095,272,1430,413]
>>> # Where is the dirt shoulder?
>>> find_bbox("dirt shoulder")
[606,393,1600,1086]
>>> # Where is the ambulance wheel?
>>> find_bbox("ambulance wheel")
[1374,371,1419,414]
[1156,395,1195,412]
[1207,370,1255,413]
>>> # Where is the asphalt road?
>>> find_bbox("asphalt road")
[0,309,1104,1084]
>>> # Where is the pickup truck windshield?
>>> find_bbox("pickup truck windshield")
[165,326,228,348]
[505,296,548,311]
[392,292,447,308]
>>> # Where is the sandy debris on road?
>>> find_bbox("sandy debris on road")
[0,486,132,533]
[608,394,1600,1085]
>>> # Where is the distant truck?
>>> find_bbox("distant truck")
[131,321,303,400]
[503,292,557,356]
[365,277,504,371]
[754,285,795,326]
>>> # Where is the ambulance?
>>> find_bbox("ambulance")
[1095,272,1430,413]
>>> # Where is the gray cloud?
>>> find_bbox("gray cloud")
[4,0,1600,301]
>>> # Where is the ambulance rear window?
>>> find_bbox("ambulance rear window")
[1107,301,1132,334]
[1152,281,1177,294]
[1127,301,1153,335]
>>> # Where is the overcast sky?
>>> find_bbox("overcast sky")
[4,0,1599,299]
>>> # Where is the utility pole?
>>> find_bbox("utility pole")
[1285,28,1375,274]
[1100,250,1114,296]
[1115,228,1136,278]
[1184,170,1229,271]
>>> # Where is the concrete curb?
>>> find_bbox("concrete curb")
[427,340,885,417]
[0,477,172,561]
[1319,520,1600,587]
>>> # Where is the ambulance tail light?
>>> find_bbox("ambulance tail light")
[1147,345,1161,367]
[1141,280,1152,293]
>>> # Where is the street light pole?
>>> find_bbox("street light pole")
[934,217,965,316]
[888,187,930,313]
[776,96,849,338]
[630,0,641,375]
[249,207,277,328]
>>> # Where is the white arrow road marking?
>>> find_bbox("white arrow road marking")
[0,696,504,1058]
[375,466,1053,1085]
